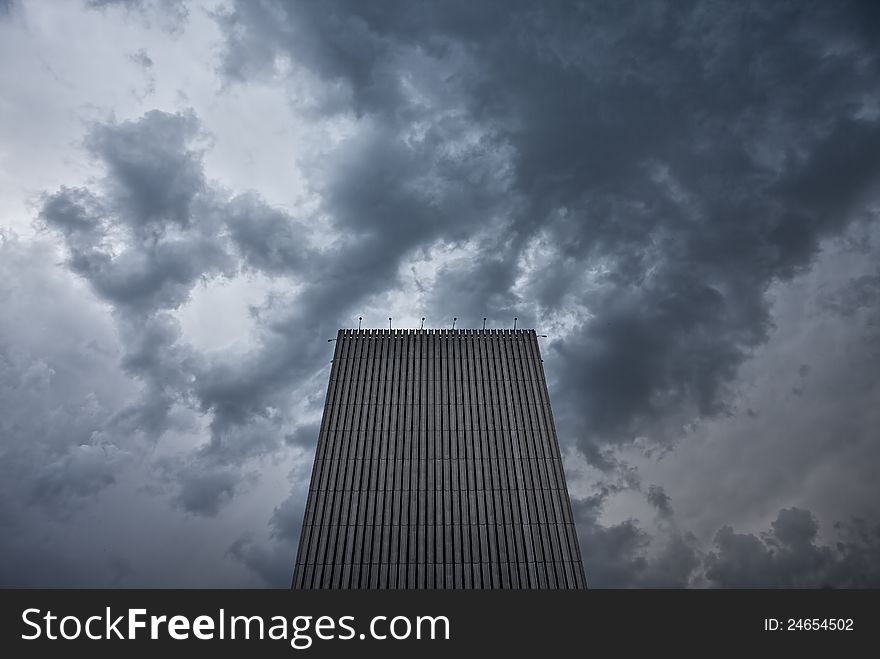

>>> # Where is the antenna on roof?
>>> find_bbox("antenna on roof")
[420,317,425,330]
[358,317,362,330]
[389,317,392,330]
[452,317,457,330]
[483,317,487,330]
[514,317,518,330]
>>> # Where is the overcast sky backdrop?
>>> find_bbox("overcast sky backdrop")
[1,0,879,587]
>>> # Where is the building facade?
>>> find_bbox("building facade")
[292,328,586,589]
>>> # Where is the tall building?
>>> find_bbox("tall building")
[292,328,586,589]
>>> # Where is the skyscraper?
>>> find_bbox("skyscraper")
[292,328,586,589]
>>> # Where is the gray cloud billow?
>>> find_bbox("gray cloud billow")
[4,0,878,587]
[38,109,325,517]
[572,495,880,588]
[705,509,880,588]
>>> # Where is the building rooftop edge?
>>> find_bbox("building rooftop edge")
[337,328,537,335]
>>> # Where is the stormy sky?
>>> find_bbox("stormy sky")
[2,0,879,588]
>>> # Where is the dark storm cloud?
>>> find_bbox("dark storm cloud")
[227,534,295,587]
[0,235,134,526]
[226,193,312,275]
[171,464,238,517]
[570,492,701,588]
[421,238,529,329]
[571,493,880,588]
[228,485,308,586]
[216,0,880,457]
[30,445,122,509]
[38,110,328,516]
[704,508,880,588]
[646,485,673,518]
[41,111,234,313]
[284,421,320,448]
[85,110,205,228]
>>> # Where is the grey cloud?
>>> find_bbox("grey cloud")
[188,116,516,442]
[86,0,189,31]
[217,0,880,462]
[30,444,128,512]
[78,238,231,312]
[570,492,700,588]
[227,534,294,587]
[40,112,234,313]
[129,48,153,69]
[41,110,313,420]
[192,329,325,444]
[269,489,306,546]
[35,106,401,532]
[819,270,880,318]
[284,421,320,448]
[228,486,308,586]
[39,186,107,249]
[128,48,156,98]
[0,235,146,582]
[198,414,286,465]
[38,110,326,521]
[573,494,880,588]
[84,110,205,229]
[624,246,880,570]
[38,109,483,469]
[226,193,312,275]
[646,485,673,518]
[172,464,238,517]
[422,245,528,330]
[0,236,135,511]
[704,508,880,588]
